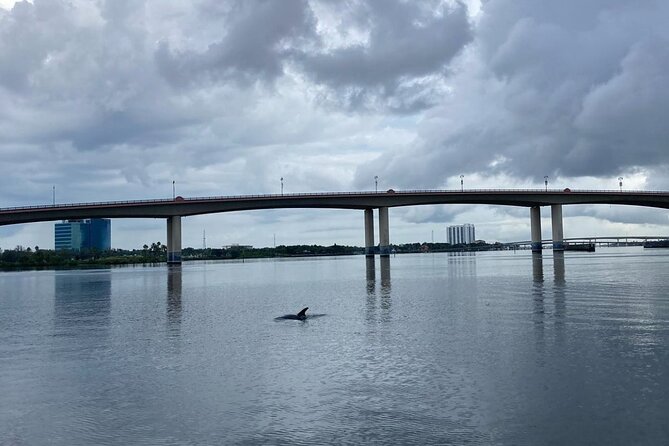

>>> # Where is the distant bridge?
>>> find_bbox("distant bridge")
[506,236,669,248]
[2,189,669,263]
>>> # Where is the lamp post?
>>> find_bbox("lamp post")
[374,175,378,193]
[544,176,548,191]
[618,177,623,192]
[172,180,175,200]
[52,186,55,206]
[281,177,284,195]
[460,175,464,192]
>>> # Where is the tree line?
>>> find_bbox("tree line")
[0,242,168,268]
[1,240,505,268]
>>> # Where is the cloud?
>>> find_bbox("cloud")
[570,39,669,175]
[155,0,317,87]
[1,0,669,250]
[294,0,472,112]
[565,204,669,227]
[359,0,669,186]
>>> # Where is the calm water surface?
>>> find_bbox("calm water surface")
[1,248,668,445]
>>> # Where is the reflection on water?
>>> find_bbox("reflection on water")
[532,253,544,284]
[380,257,391,297]
[531,252,567,349]
[365,257,375,295]
[54,270,111,333]
[532,253,545,350]
[3,250,669,445]
[447,251,477,277]
[553,252,566,340]
[167,266,182,334]
[365,256,392,322]
[380,257,391,314]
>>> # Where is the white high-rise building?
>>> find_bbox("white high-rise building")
[447,224,476,245]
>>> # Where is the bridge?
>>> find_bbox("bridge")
[2,189,669,263]
[507,236,669,249]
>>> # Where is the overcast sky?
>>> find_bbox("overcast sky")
[1,0,669,250]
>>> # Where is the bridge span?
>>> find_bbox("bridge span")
[2,189,669,263]
[508,236,669,248]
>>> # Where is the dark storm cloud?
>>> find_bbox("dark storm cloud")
[569,39,669,175]
[155,0,317,86]
[0,0,199,150]
[154,0,472,113]
[294,0,472,112]
[357,0,669,187]
[0,0,472,158]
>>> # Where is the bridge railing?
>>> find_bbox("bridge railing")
[506,236,669,245]
[1,188,667,212]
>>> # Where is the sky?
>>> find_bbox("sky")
[1,0,669,250]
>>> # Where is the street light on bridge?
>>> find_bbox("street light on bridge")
[374,175,378,193]
[281,177,284,195]
[460,175,464,192]
[52,185,55,206]
[172,180,175,200]
[544,176,549,191]
[618,177,623,192]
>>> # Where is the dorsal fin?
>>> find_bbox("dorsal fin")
[297,307,308,317]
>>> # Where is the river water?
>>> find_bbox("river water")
[1,248,668,445]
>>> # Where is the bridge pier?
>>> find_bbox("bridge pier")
[530,206,542,252]
[379,207,390,257]
[167,216,182,264]
[364,209,375,257]
[551,204,564,251]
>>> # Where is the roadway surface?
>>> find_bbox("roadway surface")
[2,189,669,226]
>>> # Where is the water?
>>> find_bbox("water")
[1,248,668,445]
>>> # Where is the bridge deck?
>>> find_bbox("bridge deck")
[2,189,669,226]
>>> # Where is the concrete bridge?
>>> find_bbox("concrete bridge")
[507,236,669,249]
[2,189,669,263]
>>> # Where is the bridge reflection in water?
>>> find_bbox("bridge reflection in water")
[553,252,566,345]
[54,271,111,335]
[365,257,392,323]
[531,252,566,350]
[167,266,182,335]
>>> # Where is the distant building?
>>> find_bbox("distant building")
[54,219,111,251]
[447,224,476,245]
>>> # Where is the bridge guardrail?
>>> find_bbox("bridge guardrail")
[506,236,669,245]
[1,189,668,212]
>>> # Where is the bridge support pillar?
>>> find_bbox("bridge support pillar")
[551,204,564,251]
[364,208,375,257]
[530,206,542,252]
[379,207,390,257]
[167,216,182,264]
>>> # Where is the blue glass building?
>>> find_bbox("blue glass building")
[54,219,111,251]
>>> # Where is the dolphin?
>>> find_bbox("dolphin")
[275,307,309,321]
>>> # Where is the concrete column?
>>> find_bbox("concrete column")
[379,207,390,257]
[167,215,182,264]
[364,208,375,257]
[530,206,542,252]
[551,204,564,251]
